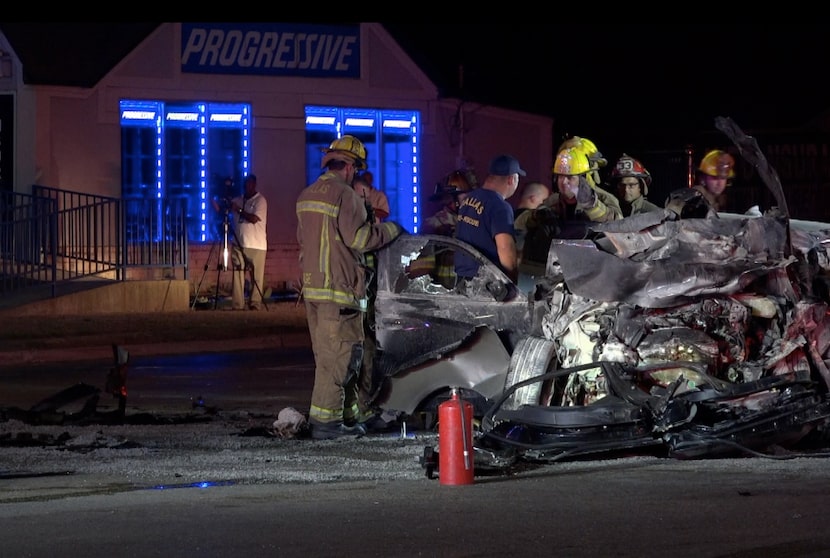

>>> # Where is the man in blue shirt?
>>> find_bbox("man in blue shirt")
[455,154,524,283]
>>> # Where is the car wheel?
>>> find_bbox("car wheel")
[502,336,557,410]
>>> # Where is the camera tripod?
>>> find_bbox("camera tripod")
[191,209,268,310]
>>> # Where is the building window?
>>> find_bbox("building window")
[120,100,251,243]
[305,105,421,233]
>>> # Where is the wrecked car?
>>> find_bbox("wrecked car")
[370,117,830,464]
[370,232,536,422]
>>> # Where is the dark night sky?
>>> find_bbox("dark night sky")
[384,23,830,149]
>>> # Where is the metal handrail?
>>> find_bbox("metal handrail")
[0,186,189,305]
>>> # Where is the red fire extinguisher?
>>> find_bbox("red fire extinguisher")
[438,387,475,485]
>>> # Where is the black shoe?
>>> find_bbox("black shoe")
[359,414,396,434]
[310,422,366,440]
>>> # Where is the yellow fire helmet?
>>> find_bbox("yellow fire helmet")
[557,136,607,170]
[320,135,368,170]
[553,146,592,176]
[698,149,735,179]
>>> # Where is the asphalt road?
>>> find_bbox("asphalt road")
[0,304,310,368]
[4,436,830,558]
[3,310,830,556]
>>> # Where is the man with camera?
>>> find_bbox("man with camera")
[228,174,268,310]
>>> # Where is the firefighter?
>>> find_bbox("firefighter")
[692,149,735,212]
[514,182,551,259]
[519,142,621,270]
[549,142,621,223]
[556,136,608,189]
[416,169,477,289]
[454,154,524,284]
[296,135,403,440]
[423,169,477,236]
[544,144,622,225]
[354,170,390,223]
[611,153,661,216]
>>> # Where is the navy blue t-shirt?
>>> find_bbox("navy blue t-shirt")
[454,188,515,278]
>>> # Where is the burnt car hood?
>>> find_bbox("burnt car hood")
[550,208,793,309]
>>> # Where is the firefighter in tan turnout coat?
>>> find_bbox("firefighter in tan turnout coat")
[296,135,403,440]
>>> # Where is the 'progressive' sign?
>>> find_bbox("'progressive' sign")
[181,23,360,78]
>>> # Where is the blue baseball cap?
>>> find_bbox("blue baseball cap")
[489,154,526,177]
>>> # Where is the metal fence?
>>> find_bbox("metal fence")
[0,186,188,302]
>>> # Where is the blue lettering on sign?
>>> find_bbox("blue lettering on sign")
[181,23,360,78]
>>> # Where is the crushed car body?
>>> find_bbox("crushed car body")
[371,117,830,466]
[371,233,531,418]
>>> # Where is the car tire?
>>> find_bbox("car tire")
[502,336,557,410]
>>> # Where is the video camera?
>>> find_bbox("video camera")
[213,195,233,214]
[212,177,237,214]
